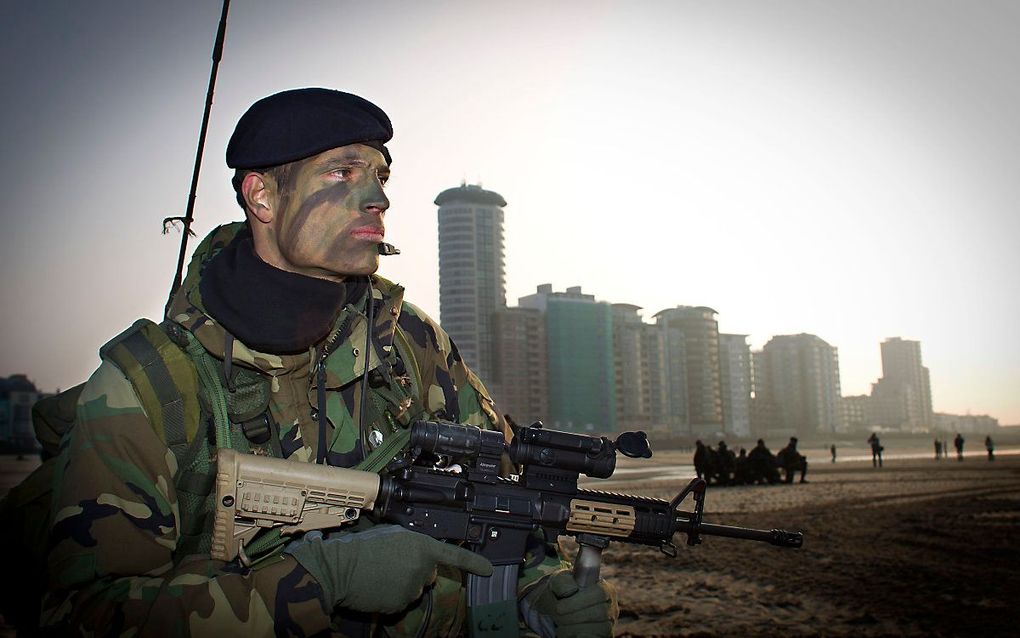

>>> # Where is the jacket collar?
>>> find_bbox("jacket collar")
[167,222,406,383]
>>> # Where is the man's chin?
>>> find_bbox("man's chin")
[330,257,380,279]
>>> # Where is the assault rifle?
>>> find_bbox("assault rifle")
[213,420,802,635]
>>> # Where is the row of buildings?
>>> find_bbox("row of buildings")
[0,185,997,449]
[435,183,997,438]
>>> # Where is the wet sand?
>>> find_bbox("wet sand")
[582,453,1020,637]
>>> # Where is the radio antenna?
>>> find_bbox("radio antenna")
[163,0,231,317]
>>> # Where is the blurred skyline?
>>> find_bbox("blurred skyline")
[1,1,1018,423]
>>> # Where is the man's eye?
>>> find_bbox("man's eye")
[378,173,390,186]
[332,168,354,180]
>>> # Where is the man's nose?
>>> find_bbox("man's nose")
[362,181,389,215]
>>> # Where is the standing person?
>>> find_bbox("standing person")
[934,438,942,460]
[985,435,995,461]
[36,89,617,636]
[830,443,837,463]
[867,432,884,468]
[954,433,966,461]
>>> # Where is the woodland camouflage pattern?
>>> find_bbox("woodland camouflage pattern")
[43,222,564,636]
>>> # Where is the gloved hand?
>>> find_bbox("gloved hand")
[283,524,492,615]
[519,569,618,638]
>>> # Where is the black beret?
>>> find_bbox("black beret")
[226,88,392,169]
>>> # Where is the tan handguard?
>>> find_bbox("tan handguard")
[212,449,382,564]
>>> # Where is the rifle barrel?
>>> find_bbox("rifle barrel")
[677,520,804,548]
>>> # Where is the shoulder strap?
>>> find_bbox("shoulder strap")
[179,327,233,450]
[349,326,424,474]
[353,427,411,474]
[393,326,423,400]
[100,319,201,462]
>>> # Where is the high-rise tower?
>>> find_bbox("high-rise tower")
[611,304,657,433]
[869,337,933,431]
[435,183,506,383]
[519,285,616,432]
[653,306,723,436]
[758,333,843,435]
[719,334,752,438]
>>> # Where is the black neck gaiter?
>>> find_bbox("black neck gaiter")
[199,230,369,354]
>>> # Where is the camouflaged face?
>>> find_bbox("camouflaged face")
[43,222,555,636]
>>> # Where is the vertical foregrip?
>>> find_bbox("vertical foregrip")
[572,543,603,587]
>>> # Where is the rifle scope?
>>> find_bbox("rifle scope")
[411,420,506,461]
[509,426,616,478]
[410,419,618,479]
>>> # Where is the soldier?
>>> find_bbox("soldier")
[747,439,781,484]
[954,433,965,461]
[40,89,617,636]
[716,440,736,485]
[694,439,715,483]
[985,435,995,461]
[734,447,754,485]
[867,432,884,468]
[776,437,808,484]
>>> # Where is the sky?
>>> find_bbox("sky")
[1,0,1018,424]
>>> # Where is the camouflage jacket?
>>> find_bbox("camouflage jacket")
[43,223,562,637]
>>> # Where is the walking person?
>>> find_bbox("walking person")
[954,433,965,461]
[985,435,995,461]
[934,438,942,460]
[867,432,883,468]
[830,443,837,463]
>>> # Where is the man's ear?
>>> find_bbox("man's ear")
[242,172,274,224]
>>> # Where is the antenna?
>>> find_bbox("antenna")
[163,0,231,318]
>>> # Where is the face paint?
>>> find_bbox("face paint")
[265,144,390,280]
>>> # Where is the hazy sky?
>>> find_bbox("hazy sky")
[1,1,1018,424]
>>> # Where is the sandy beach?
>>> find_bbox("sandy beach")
[2,450,1018,636]
[584,451,1020,637]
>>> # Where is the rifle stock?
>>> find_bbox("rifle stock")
[212,449,381,564]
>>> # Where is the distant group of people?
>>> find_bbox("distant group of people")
[694,437,808,486]
[932,434,991,461]
[694,431,1001,487]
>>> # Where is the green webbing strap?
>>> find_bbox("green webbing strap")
[244,528,285,564]
[393,327,423,400]
[354,427,412,473]
[100,320,198,462]
[119,330,189,458]
[183,331,231,450]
